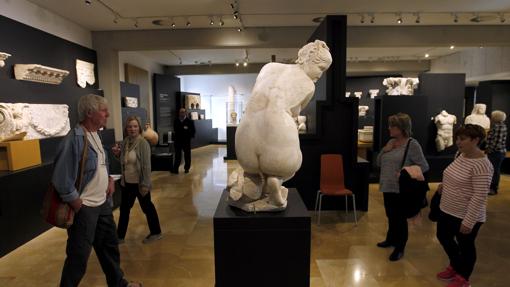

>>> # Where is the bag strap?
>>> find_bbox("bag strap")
[75,133,89,194]
[400,138,413,168]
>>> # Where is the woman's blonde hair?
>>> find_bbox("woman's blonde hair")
[388,113,412,137]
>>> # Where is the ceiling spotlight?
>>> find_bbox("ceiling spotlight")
[233,12,239,20]
[186,20,191,27]
[425,53,430,58]
[396,13,403,24]
[452,13,459,23]
[237,27,242,32]
[219,18,224,26]
[210,18,215,25]
[500,13,506,23]
[471,13,481,23]
[113,16,119,24]
[359,14,365,24]
[134,19,139,28]
[450,45,455,50]
[243,60,248,67]
[370,14,375,24]
[85,0,91,5]
[415,13,421,24]
[235,61,239,67]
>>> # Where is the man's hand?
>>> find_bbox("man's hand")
[69,198,82,212]
[106,177,115,196]
[459,224,472,234]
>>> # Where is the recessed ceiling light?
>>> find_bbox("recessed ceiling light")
[450,45,455,50]
[425,53,430,58]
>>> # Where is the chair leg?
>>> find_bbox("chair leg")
[318,193,323,225]
[314,190,320,218]
[345,195,348,215]
[352,194,358,226]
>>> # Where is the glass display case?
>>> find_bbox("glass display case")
[226,101,243,126]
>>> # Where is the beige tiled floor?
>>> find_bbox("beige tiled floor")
[1,145,509,286]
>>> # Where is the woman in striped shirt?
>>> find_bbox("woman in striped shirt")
[436,124,493,287]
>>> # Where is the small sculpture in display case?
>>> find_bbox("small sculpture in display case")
[76,59,95,88]
[434,110,457,152]
[369,89,379,99]
[358,126,373,143]
[0,103,70,142]
[190,111,199,120]
[464,103,490,131]
[226,101,243,126]
[228,40,332,212]
[345,92,351,97]
[354,91,362,99]
[230,111,238,124]
[185,94,201,110]
[358,105,369,117]
[14,64,69,85]
[0,52,11,68]
[382,77,419,95]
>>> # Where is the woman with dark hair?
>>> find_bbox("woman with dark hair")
[112,116,162,244]
[376,113,429,261]
[436,124,493,287]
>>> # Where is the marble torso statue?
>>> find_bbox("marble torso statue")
[434,110,456,151]
[228,40,332,212]
[465,103,490,131]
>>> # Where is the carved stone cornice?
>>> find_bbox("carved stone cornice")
[14,64,69,85]
[0,52,11,68]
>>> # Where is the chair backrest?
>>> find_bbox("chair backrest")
[320,154,346,190]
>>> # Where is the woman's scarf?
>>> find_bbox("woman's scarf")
[123,135,144,165]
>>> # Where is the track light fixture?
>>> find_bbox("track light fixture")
[450,45,455,50]
[237,27,242,32]
[219,18,224,26]
[425,53,430,58]
[359,14,365,24]
[243,60,248,67]
[500,13,506,23]
[85,0,91,5]
[396,13,403,24]
[452,13,459,23]
[235,61,239,67]
[414,13,421,23]
[113,16,119,24]
[134,19,138,28]
[209,17,214,25]
[186,20,191,27]
[369,13,375,24]
[171,21,176,28]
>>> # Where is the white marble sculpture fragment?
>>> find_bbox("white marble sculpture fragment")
[345,92,351,98]
[228,40,332,212]
[123,97,138,108]
[190,111,199,120]
[383,77,419,95]
[296,115,307,132]
[354,91,362,99]
[434,110,457,152]
[14,64,69,85]
[369,89,379,99]
[76,59,95,88]
[358,126,374,143]
[0,52,11,68]
[358,105,369,117]
[0,103,70,142]
[464,103,490,131]
[185,94,201,110]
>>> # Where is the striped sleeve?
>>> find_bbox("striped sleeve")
[462,161,492,229]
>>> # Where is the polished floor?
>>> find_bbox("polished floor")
[1,145,510,286]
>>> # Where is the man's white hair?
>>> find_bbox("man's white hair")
[78,94,107,122]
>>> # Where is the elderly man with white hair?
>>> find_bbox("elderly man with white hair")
[52,94,141,287]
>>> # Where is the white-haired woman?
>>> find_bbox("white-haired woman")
[486,110,507,195]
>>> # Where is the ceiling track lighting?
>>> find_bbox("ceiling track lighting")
[369,13,375,24]
[414,12,421,24]
[359,14,365,24]
[237,27,242,32]
[113,15,119,24]
[219,18,224,26]
[500,13,506,23]
[452,13,459,23]
[209,17,215,25]
[424,53,430,58]
[85,0,91,5]
[396,13,403,24]
[186,20,191,27]
[450,45,455,50]
[134,19,139,28]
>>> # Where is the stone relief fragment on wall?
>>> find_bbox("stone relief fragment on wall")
[123,97,138,108]
[76,59,96,88]
[369,89,379,99]
[14,64,70,85]
[0,52,11,68]
[0,103,70,142]
[185,94,201,110]
[382,77,419,95]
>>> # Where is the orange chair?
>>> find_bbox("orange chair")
[314,154,358,225]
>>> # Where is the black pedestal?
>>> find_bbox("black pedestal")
[151,152,173,171]
[223,126,237,160]
[213,189,311,287]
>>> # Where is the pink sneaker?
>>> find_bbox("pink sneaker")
[446,274,470,287]
[437,265,456,281]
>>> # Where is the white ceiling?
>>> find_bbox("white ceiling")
[26,0,510,66]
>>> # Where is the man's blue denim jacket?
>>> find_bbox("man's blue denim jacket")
[51,125,110,203]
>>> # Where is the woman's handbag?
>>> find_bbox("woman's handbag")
[399,139,430,218]
[41,135,88,229]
